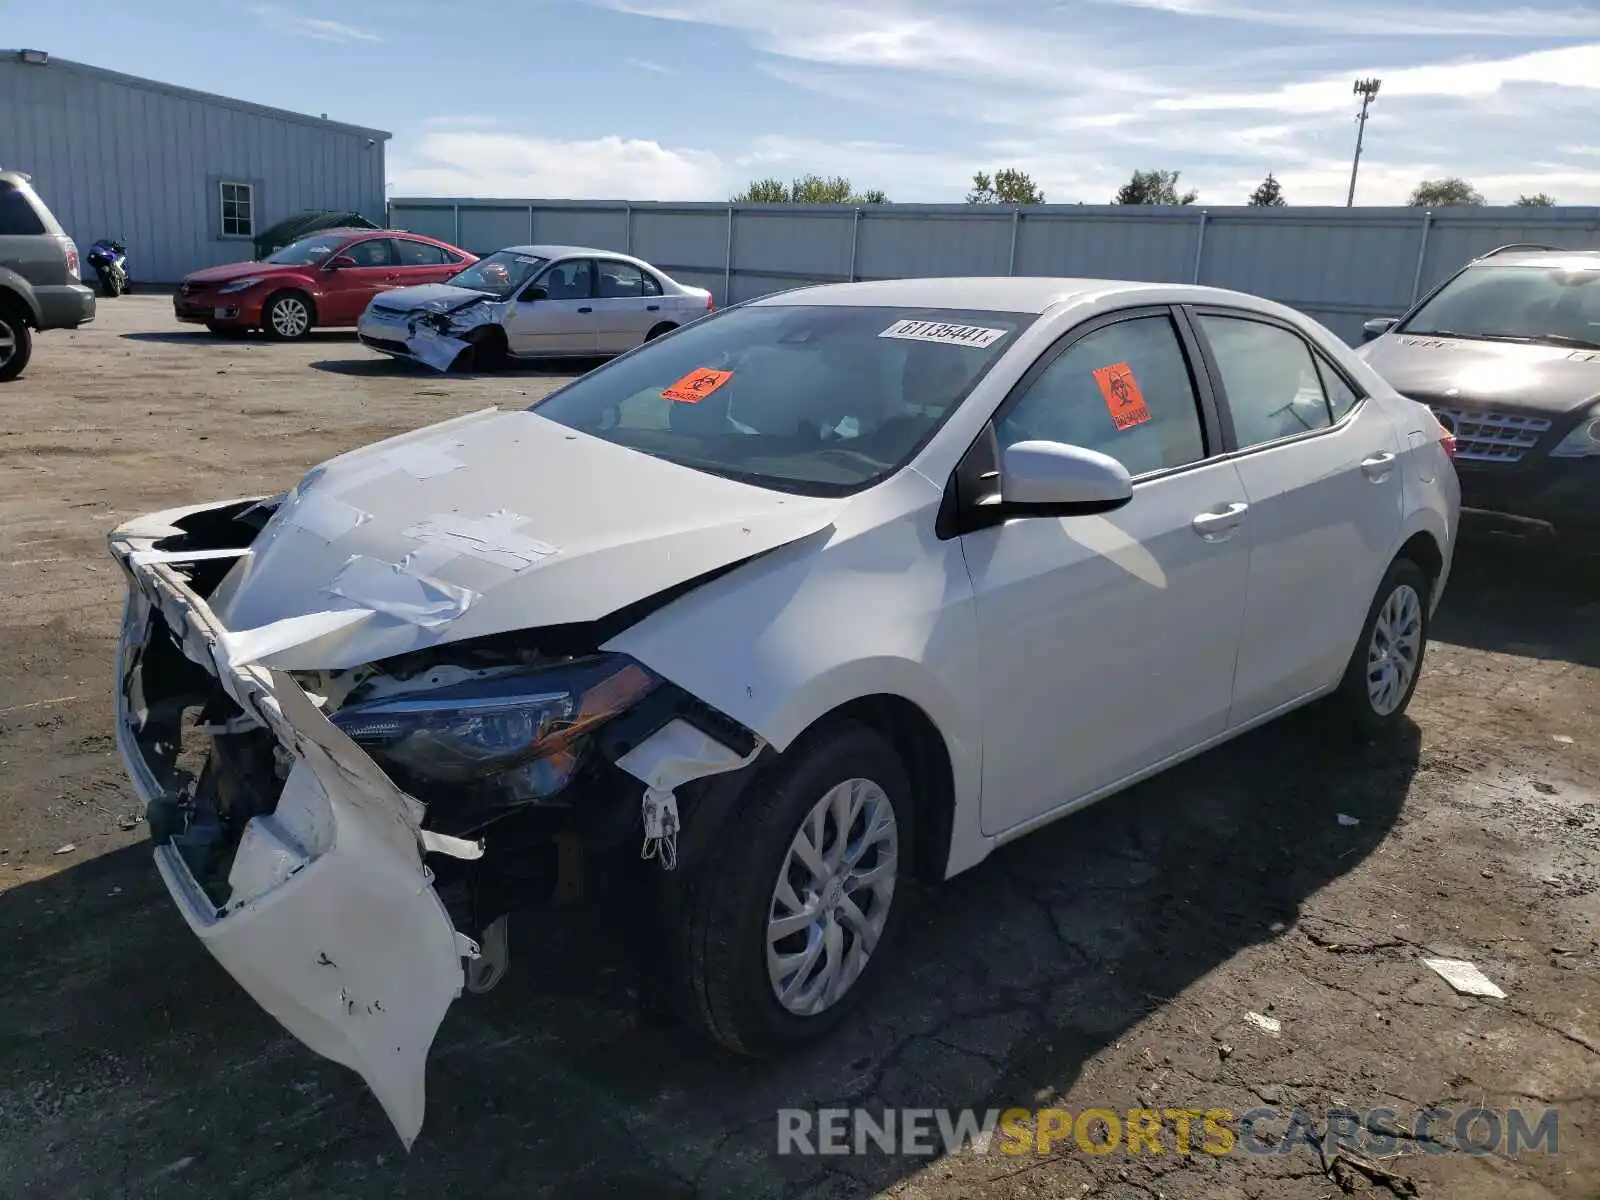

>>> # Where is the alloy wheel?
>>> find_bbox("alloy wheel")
[766,777,899,1017]
[1367,583,1422,716]
[0,319,15,366]
[271,297,311,338]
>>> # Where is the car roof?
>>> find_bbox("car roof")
[498,244,608,259]
[745,277,1284,316]
[1468,248,1600,270]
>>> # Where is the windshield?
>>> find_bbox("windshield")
[265,234,350,265]
[1403,263,1600,348]
[531,304,1034,495]
[445,250,549,299]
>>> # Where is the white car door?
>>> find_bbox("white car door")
[592,259,659,353]
[1188,308,1407,727]
[960,308,1252,836]
[503,259,598,356]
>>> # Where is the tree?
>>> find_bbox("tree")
[1516,192,1556,207]
[966,168,1046,205]
[732,177,788,203]
[1408,177,1484,207]
[1115,169,1197,205]
[731,174,888,204]
[1247,173,1286,207]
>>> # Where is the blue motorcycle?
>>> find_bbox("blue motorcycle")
[86,238,129,298]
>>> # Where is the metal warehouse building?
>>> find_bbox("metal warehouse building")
[0,49,389,284]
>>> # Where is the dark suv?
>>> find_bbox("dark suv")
[1357,245,1599,551]
[0,170,97,381]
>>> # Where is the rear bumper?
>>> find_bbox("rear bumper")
[34,282,96,329]
[109,504,477,1146]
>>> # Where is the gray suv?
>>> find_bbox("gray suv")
[0,170,97,381]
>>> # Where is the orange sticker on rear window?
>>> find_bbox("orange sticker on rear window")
[1093,362,1151,431]
[662,367,733,404]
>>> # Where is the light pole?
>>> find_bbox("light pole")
[1346,77,1381,207]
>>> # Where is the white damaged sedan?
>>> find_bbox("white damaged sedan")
[357,245,714,371]
[110,277,1458,1145]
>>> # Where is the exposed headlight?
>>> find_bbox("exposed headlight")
[331,655,659,804]
[1550,409,1600,459]
[218,277,263,294]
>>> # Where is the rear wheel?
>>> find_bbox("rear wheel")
[0,306,32,382]
[665,722,912,1055]
[1334,557,1430,734]
[644,321,677,344]
[262,291,314,341]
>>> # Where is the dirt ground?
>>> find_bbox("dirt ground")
[0,296,1596,1200]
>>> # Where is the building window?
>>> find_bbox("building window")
[220,181,254,238]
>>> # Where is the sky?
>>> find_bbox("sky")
[7,0,1600,206]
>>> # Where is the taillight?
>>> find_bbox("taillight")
[705,293,715,312]
[64,245,79,275]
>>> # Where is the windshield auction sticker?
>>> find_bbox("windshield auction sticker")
[662,367,734,403]
[879,320,1008,348]
[1093,362,1152,430]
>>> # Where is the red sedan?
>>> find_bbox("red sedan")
[175,229,478,340]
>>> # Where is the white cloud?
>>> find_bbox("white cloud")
[249,4,382,42]
[1156,43,1600,114]
[386,1,1600,208]
[599,0,1144,92]
[627,58,677,73]
[1087,0,1600,37]
[390,130,727,199]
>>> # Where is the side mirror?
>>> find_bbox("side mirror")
[1362,317,1397,342]
[326,254,358,270]
[1000,440,1133,514]
[521,285,548,303]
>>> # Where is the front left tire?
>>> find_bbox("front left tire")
[666,721,913,1056]
[262,291,314,341]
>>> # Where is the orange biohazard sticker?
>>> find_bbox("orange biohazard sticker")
[661,367,733,404]
[1093,362,1151,431]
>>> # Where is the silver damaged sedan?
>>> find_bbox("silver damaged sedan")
[357,244,714,371]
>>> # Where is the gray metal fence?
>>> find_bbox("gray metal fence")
[387,198,1600,344]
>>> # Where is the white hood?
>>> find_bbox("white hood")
[207,407,845,670]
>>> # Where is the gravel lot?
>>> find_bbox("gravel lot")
[0,296,1596,1200]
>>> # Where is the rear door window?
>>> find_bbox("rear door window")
[0,183,47,236]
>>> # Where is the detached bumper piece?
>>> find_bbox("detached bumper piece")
[110,501,476,1148]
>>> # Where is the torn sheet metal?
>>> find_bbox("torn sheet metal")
[616,718,765,870]
[218,609,375,672]
[326,555,477,629]
[129,546,252,567]
[112,540,475,1148]
[408,325,471,373]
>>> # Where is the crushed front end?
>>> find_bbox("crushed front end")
[109,495,764,1145]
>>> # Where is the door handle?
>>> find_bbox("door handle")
[577,306,592,314]
[1191,501,1249,541]
[646,304,660,311]
[1360,450,1396,479]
